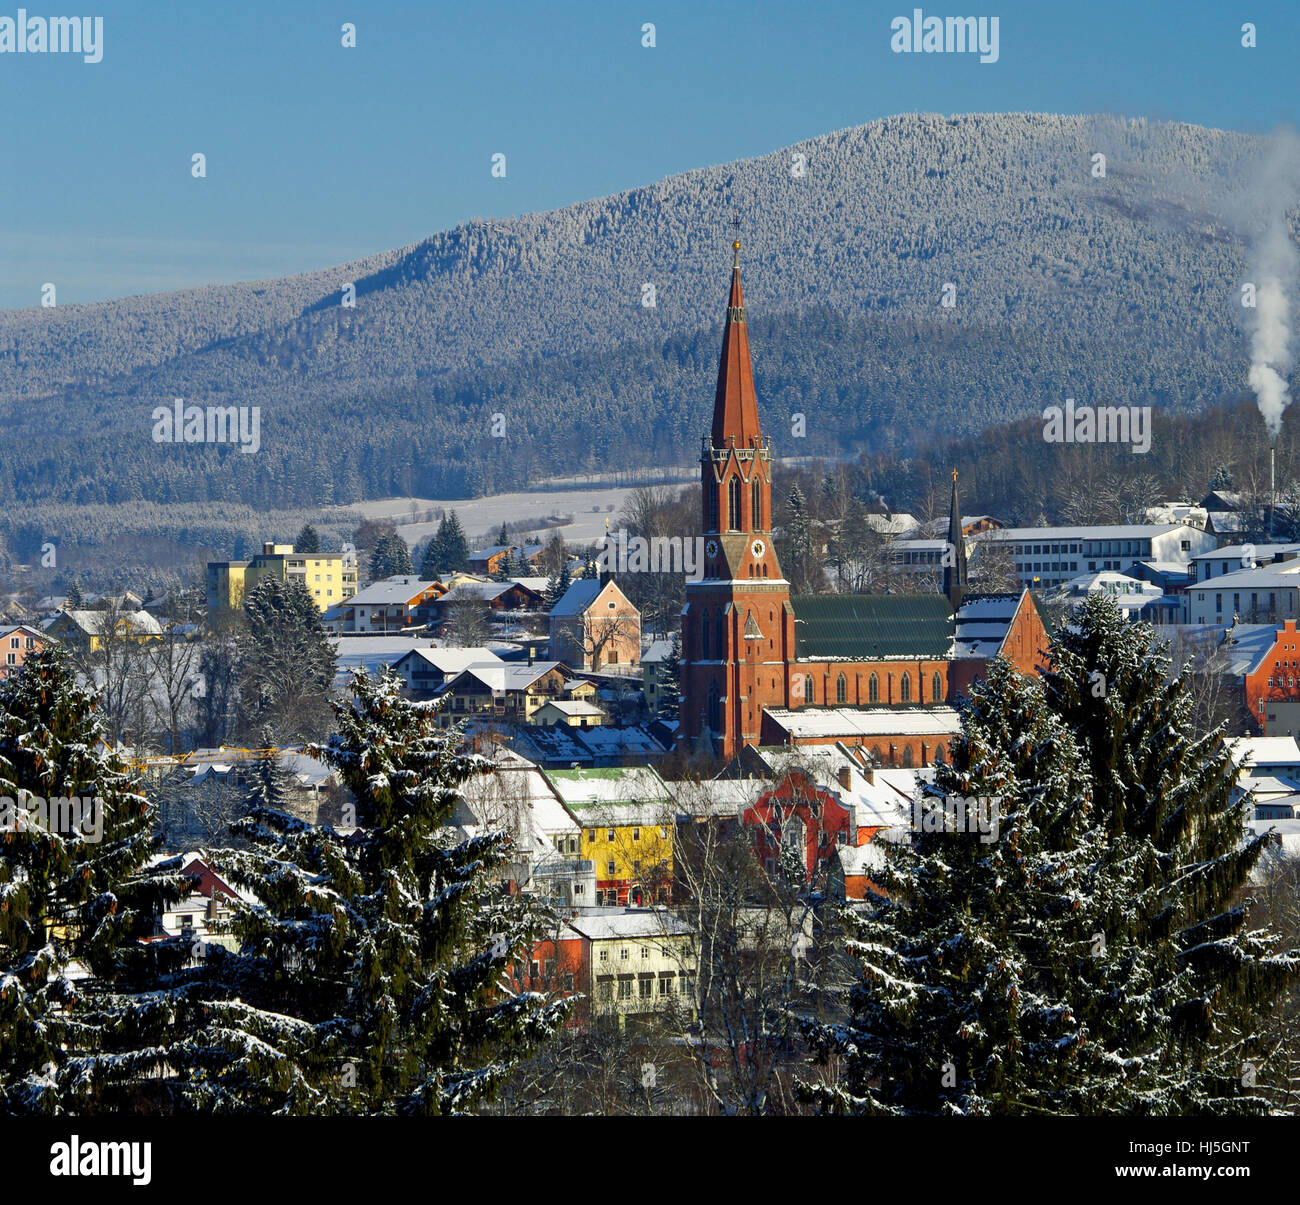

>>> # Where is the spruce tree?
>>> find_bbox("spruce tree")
[656,635,681,722]
[370,533,414,580]
[1038,593,1298,1112]
[190,668,569,1114]
[801,659,1108,1114]
[0,646,190,1113]
[247,727,295,814]
[295,525,321,554]
[421,512,470,579]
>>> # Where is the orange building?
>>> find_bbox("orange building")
[679,244,1050,761]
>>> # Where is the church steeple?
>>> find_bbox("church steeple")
[711,241,762,449]
[943,468,968,611]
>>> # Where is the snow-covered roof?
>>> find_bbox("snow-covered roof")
[549,579,604,617]
[567,910,693,941]
[332,636,434,685]
[538,699,603,717]
[642,639,676,664]
[546,765,670,802]
[762,707,962,740]
[572,725,667,758]
[836,843,887,877]
[986,524,1189,541]
[393,645,505,674]
[347,576,440,606]
[443,662,568,693]
[1228,736,1300,772]
[953,592,1024,659]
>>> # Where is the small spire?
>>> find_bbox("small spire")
[732,239,741,270]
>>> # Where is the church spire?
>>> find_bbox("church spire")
[943,468,968,611]
[710,240,763,449]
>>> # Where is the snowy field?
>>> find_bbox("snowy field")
[340,486,665,549]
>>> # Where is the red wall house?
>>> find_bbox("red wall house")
[0,625,49,679]
[510,928,585,1020]
[1244,619,1300,732]
[742,770,856,883]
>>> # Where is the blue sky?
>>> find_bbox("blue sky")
[1,0,1297,308]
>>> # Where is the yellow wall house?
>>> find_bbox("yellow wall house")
[44,608,163,652]
[545,767,675,906]
[208,542,358,617]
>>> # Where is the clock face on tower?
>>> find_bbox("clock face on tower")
[751,538,766,559]
[705,539,720,559]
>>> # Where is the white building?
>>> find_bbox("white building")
[980,524,1216,590]
[1185,561,1300,627]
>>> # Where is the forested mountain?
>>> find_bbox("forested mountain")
[0,112,1283,512]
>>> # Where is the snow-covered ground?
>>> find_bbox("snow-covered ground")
[339,485,674,548]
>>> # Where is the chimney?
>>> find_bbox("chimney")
[837,766,852,791]
[528,645,535,666]
[862,763,874,785]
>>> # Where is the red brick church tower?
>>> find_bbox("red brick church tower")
[680,242,795,758]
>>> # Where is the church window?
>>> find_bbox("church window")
[701,611,710,659]
[707,681,721,734]
[804,676,814,704]
[717,612,726,656]
[752,478,762,530]
[728,478,742,531]
[900,673,911,703]
[868,673,879,703]
[903,746,914,768]
[707,486,719,532]
[836,674,847,704]
[932,672,942,701]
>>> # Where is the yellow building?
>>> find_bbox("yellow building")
[44,608,163,653]
[207,543,357,617]
[545,767,675,906]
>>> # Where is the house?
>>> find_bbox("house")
[948,590,1052,697]
[641,638,677,715]
[145,853,249,951]
[43,608,163,652]
[1046,571,1164,618]
[0,623,49,678]
[535,699,605,728]
[1242,627,1300,739]
[340,576,443,633]
[546,766,675,905]
[435,660,576,726]
[1189,543,1300,586]
[979,524,1217,590]
[430,579,544,623]
[207,542,357,617]
[467,544,546,576]
[549,578,641,673]
[1185,561,1300,627]
[1227,735,1300,784]
[390,645,505,698]
[566,910,696,1021]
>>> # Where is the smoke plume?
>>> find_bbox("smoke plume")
[1245,129,1300,440]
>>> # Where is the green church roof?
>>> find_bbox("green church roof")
[791,594,954,660]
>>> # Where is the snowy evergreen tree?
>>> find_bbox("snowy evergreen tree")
[369,533,414,580]
[421,511,469,578]
[1038,593,1298,1112]
[0,646,189,1113]
[656,635,681,722]
[236,576,337,743]
[246,726,295,814]
[800,659,1109,1114]
[190,668,569,1114]
[294,524,321,554]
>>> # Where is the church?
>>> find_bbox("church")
[678,242,1050,763]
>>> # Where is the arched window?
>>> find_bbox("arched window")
[716,611,726,658]
[932,672,942,702]
[868,673,879,703]
[707,681,721,734]
[707,485,719,533]
[934,745,946,765]
[900,673,911,703]
[803,676,814,705]
[920,743,929,766]
[701,610,710,660]
[836,674,847,704]
[902,746,914,768]
[752,477,762,531]
[728,477,742,531]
